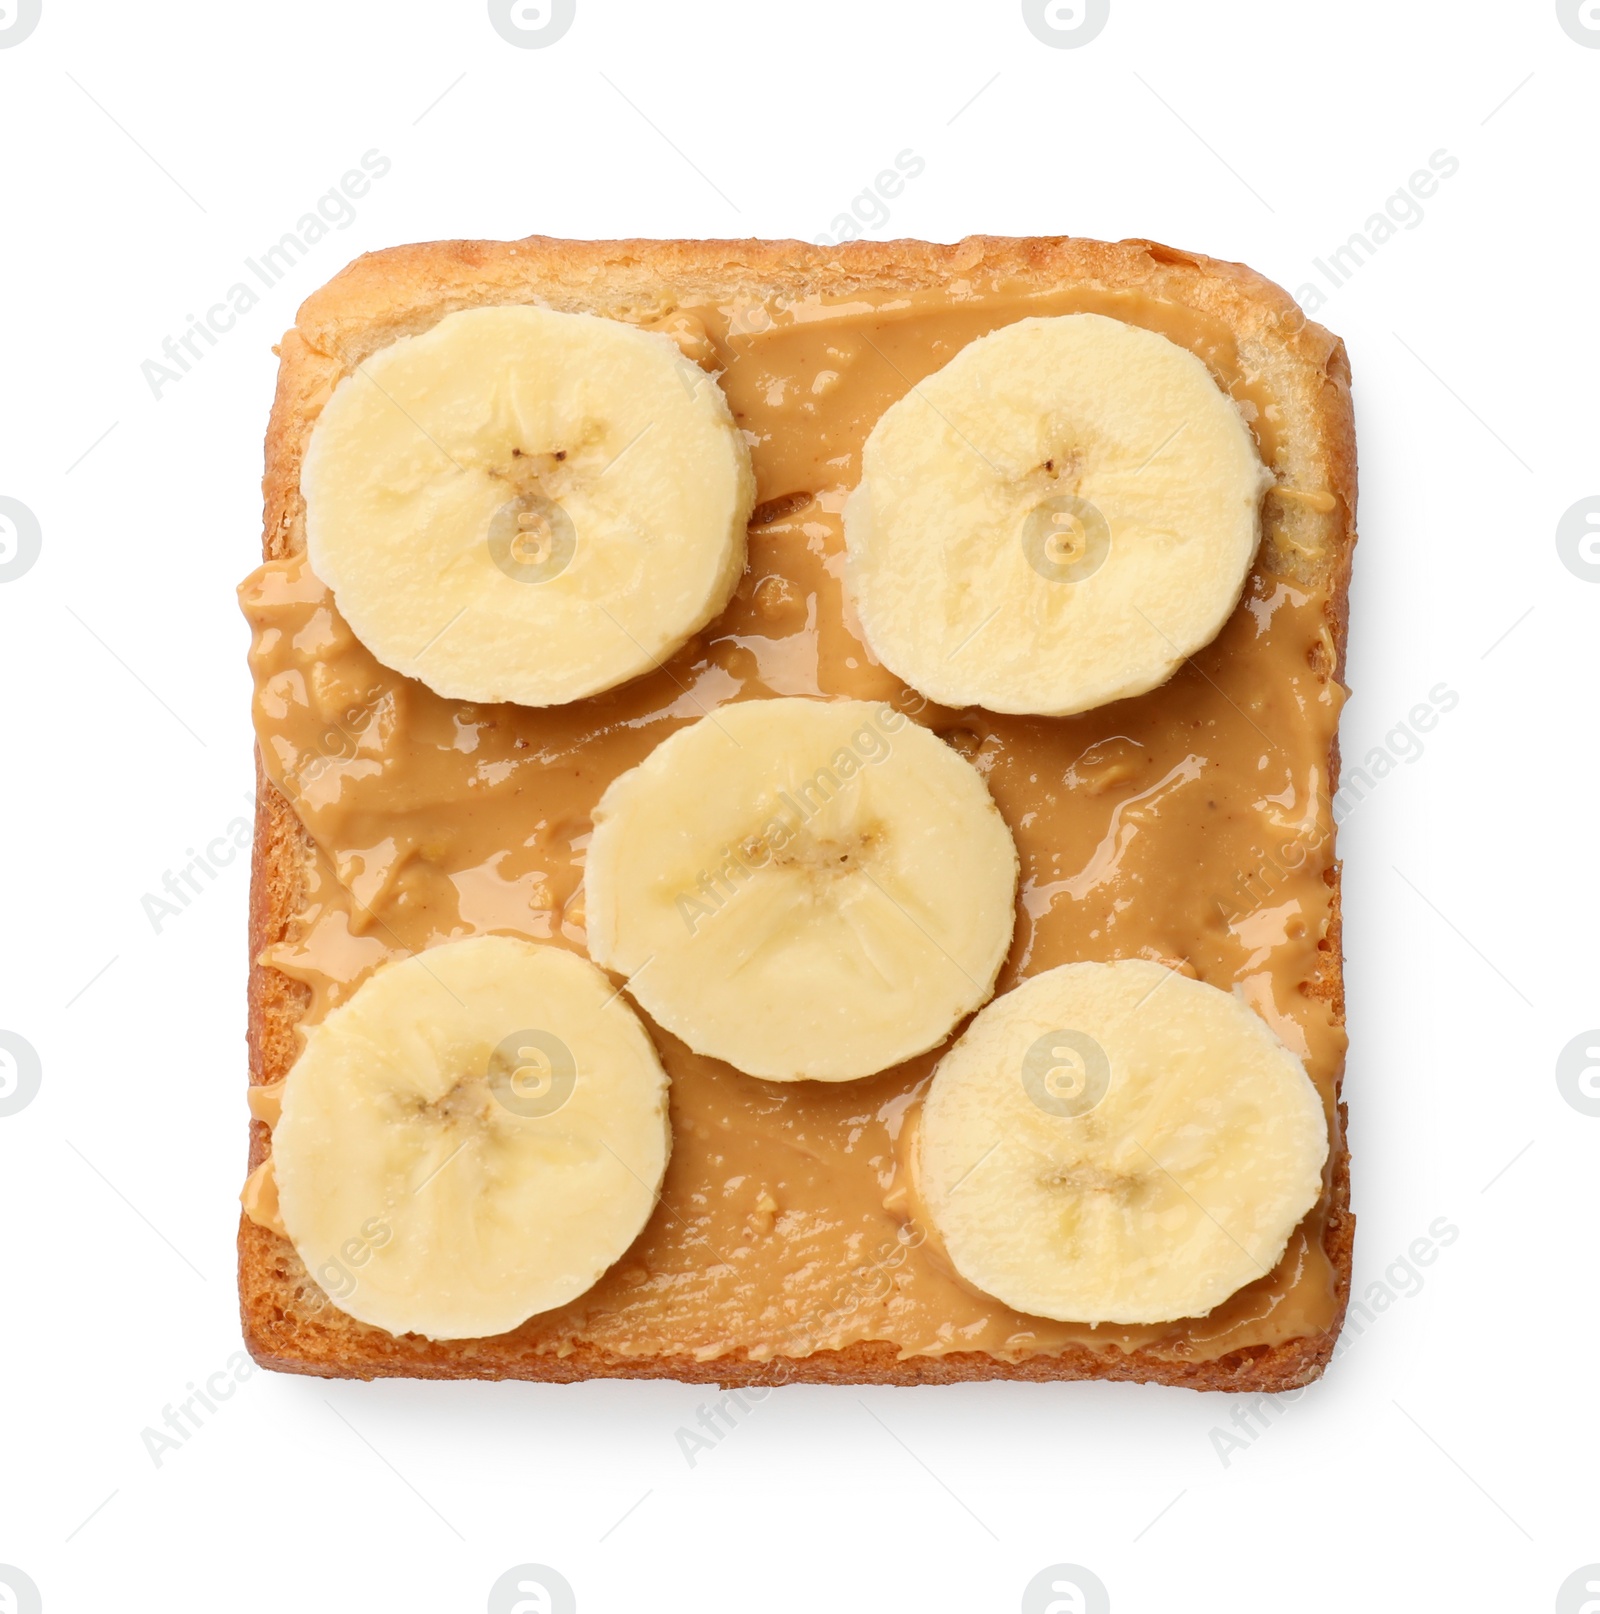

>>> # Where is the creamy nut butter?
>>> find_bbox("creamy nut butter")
[241,280,1347,1363]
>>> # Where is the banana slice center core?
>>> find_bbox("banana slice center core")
[769,819,884,880]
[414,1074,498,1128]
[844,312,1268,717]
[584,696,1019,1082]
[916,960,1328,1325]
[1019,459,1111,586]
[485,446,581,583]
[1038,1161,1136,1197]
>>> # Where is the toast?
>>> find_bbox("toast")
[240,234,1356,1390]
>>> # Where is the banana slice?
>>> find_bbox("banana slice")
[585,697,1019,1082]
[302,305,754,708]
[843,313,1271,716]
[917,960,1327,1324]
[271,935,670,1341]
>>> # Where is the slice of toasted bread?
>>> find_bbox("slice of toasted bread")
[240,234,1356,1390]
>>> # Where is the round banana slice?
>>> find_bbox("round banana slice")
[843,313,1271,717]
[917,960,1327,1324]
[302,305,754,708]
[272,935,670,1341]
[585,696,1019,1082]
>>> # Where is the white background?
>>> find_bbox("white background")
[1,1,1595,1610]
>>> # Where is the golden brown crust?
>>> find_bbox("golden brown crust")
[241,233,1357,1391]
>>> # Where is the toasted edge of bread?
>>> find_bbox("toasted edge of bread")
[240,233,1357,1391]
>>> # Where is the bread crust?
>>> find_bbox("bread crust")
[241,234,1357,1391]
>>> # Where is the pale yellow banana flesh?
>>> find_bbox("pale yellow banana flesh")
[917,960,1327,1324]
[302,304,753,708]
[844,312,1271,717]
[584,697,1020,1082]
[271,936,670,1340]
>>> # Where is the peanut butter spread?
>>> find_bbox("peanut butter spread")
[240,281,1347,1363]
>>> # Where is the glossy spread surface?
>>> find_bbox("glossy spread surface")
[241,281,1347,1362]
